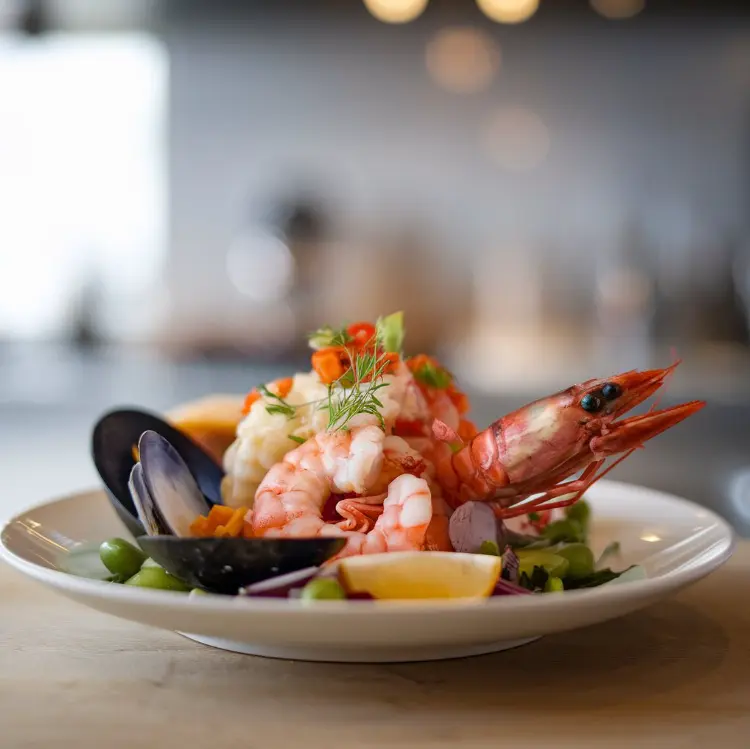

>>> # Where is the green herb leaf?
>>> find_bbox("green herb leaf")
[527,512,540,522]
[288,434,306,444]
[308,325,351,350]
[259,384,296,419]
[376,310,405,354]
[563,566,633,589]
[413,360,452,389]
[265,405,294,417]
[541,519,586,544]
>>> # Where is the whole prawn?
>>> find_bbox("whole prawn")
[249,424,444,557]
[430,361,705,518]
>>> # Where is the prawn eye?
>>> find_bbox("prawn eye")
[601,383,621,400]
[580,394,603,413]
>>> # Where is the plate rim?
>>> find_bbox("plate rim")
[0,480,736,617]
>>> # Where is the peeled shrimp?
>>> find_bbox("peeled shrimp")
[249,424,434,557]
[370,434,453,552]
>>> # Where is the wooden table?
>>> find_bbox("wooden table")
[1,545,749,749]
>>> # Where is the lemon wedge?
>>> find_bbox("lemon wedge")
[338,552,501,601]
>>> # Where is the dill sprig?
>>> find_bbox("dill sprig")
[257,322,396,429]
[326,348,391,431]
[256,384,327,421]
[258,384,296,418]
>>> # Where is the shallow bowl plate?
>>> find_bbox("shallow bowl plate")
[0,480,734,663]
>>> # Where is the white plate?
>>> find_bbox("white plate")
[0,480,734,663]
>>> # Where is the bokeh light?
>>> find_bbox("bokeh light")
[722,34,750,86]
[595,268,654,318]
[425,27,501,94]
[226,230,295,303]
[363,0,429,24]
[590,0,645,20]
[483,106,550,171]
[476,0,539,25]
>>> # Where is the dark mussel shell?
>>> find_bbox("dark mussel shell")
[92,408,225,538]
[135,430,213,537]
[136,536,347,595]
[128,462,163,536]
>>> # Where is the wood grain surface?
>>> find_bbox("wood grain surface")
[1,545,748,749]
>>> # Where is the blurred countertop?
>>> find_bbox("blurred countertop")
[0,343,749,537]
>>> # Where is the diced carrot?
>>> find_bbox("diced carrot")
[274,377,293,398]
[242,388,261,415]
[189,515,210,537]
[312,348,347,384]
[224,508,247,537]
[191,505,251,538]
[205,505,234,532]
[242,521,254,539]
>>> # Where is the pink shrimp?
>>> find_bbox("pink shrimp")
[333,473,434,558]
[249,424,434,557]
[369,434,453,552]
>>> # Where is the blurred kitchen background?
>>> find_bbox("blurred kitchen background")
[1,0,750,532]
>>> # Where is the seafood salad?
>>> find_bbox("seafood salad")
[91,311,704,601]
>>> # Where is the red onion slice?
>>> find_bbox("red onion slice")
[492,578,533,596]
[239,566,319,597]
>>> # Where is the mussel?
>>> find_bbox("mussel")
[137,537,344,596]
[91,408,225,538]
[91,410,345,594]
[131,431,212,537]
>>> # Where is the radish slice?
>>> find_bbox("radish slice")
[449,501,499,553]
[239,567,319,597]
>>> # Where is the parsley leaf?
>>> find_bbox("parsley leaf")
[413,360,452,389]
